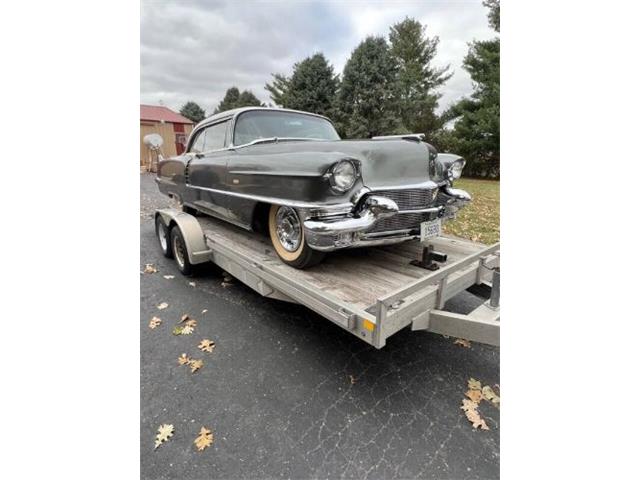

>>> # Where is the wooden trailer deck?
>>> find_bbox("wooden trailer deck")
[186,213,500,348]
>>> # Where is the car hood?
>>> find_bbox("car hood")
[236,139,435,189]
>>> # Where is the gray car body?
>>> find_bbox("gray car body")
[156,107,470,250]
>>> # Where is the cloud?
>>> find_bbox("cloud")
[141,0,496,115]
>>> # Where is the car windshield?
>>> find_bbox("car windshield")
[233,110,340,145]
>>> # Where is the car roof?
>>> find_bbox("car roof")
[193,106,332,130]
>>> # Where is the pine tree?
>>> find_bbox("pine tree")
[388,18,452,138]
[265,53,339,117]
[179,101,206,123]
[440,1,500,177]
[336,36,400,138]
[214,87,263,114]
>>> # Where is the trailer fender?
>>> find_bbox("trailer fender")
[155,208,211,264]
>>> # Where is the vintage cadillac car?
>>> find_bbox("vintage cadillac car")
[156,107,471,268]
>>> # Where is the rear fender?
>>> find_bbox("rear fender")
[155,208,211,264]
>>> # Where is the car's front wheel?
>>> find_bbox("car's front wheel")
[268,205,325,269]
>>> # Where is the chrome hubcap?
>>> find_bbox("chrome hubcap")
[275,206,302,252]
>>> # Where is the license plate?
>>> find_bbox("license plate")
[420,219,441,242]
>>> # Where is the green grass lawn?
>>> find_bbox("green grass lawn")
[443,178,500,245]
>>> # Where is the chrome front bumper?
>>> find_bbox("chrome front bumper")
[303,186,471,251]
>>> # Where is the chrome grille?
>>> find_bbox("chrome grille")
[363,188,439,234]
[371,188,436,210]
[368,212,435,234]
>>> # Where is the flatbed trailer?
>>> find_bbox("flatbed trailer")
[155,208,500,349]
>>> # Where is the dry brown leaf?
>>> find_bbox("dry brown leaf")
[154,424,174,449]
[178,353,191,366]
[461,399,489,430]
[465,389,483,403]
[454,338,471,348]
[181,325,194,335]
[148,317,162,329]
[180,314,191,323]
[184,319,197,328]
[482,385,500,407]
[468,378,482,391]
[163,275,175,279]
[143,264,157,274]
[189,359,203,373]
[198,339,216,353]
[189,282,196,287]
[349,375,356,385]
[201,309,208,314]
[157,302,169,310]
[194,426,214,451]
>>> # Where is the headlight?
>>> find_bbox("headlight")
[448,159,465,181]
[329,160,357,192]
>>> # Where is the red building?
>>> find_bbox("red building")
[140,105,194,167]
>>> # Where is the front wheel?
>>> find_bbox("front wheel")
[268,205,325,269]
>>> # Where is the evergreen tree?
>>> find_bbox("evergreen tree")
[214,87,263,113]
[388,18,452,139]
[336,36,400,138]
[440,1,500,177]
[179,101,206,123]
[265,53,339,117]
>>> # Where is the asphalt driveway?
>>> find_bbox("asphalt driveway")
[140,173,499,479]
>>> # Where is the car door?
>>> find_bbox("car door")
[184,119,232,219]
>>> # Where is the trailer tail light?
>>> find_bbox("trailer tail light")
[363,319,376,331]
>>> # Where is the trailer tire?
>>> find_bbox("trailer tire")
[170,226,195,276]
[155,215,173,258]
[268,205,325,269]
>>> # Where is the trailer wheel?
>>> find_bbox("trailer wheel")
[170,227,194,275]
[155,215,173,258]
[268,205,325,269]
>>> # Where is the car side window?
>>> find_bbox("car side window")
[189,130,206,153]
[203,121,228,151]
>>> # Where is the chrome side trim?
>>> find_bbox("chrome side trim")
[228,170,325,177]
[186,184,353,210]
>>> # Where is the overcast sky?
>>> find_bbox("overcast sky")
[141,0,496,116]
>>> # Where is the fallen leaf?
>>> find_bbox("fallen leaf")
[454,338,471,348]
[189,359,203,373]
[198,339,216,353]
[201,309,208,314]
[178,353,191,365]
[148,317,162,329]
[157,302,169,310]
[172,326,183,335]
[184,319,197,328]
[221,281,233,288]
[154,424,174,449]
[180,314,191,323]
[189,282,196,287]
[461,399,489,430]
[181,325,194,335]
[143,264,158,274]
[349,375,356,385]
[194,426,214,451]
[465,389,483,403]
[482,385,500,407]
[163,275,175,279]
[468,378,482,391]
